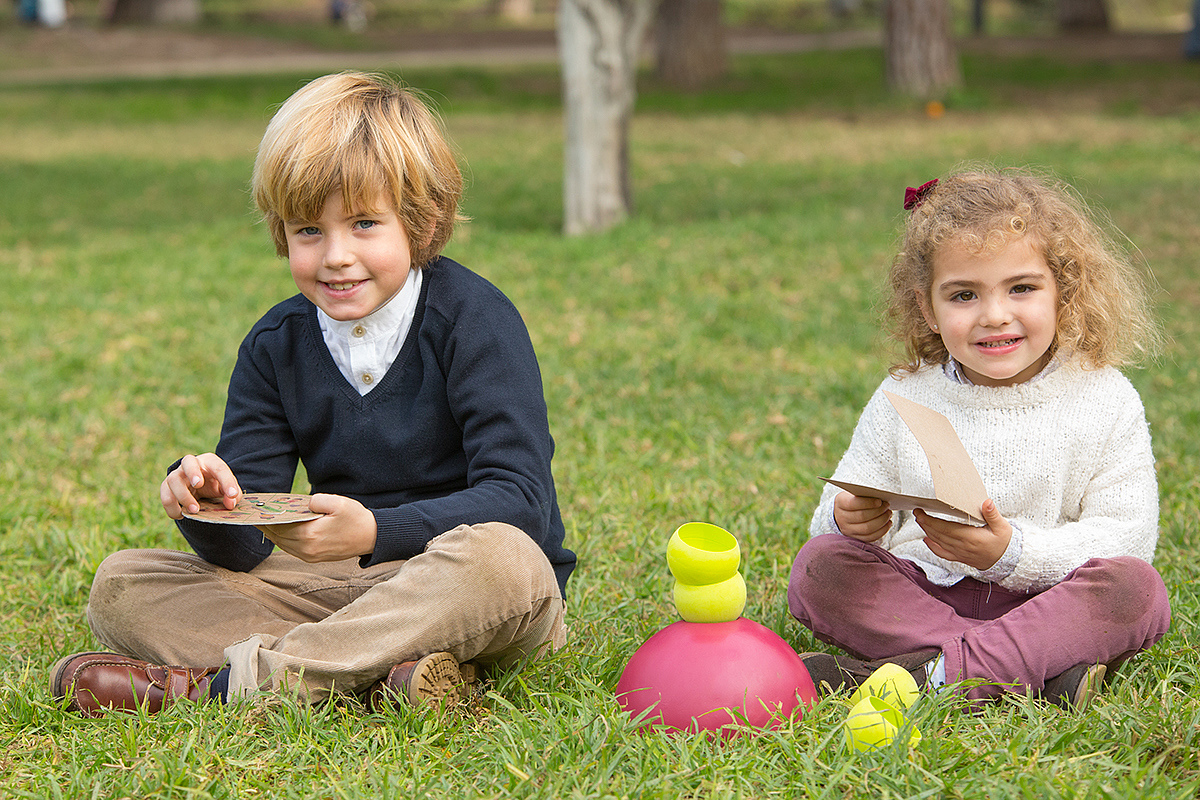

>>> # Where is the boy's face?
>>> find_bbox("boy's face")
[285,192,412,321]
[922,235,1059,387]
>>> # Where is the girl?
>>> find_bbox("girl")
[788,166,1171,709]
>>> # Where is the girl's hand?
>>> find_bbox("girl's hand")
[916,499,1013,571]
[833,491,892,542]
[256,493,378,563]
[161,453,241,519]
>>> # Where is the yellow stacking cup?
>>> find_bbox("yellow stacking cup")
[844,694,922,752]
[673,573,747,623]
[847,663,920,711]
[666,522,740,585]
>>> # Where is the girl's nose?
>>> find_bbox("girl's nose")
[979,294,1013,326]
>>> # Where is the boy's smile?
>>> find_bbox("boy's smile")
[285,192,413,321]
[923,236,1059,387]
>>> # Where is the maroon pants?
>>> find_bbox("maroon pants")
[788,535,1171,700]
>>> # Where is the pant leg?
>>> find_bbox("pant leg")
[223,521,566,700]
[789,535,1171,700]
[789,534,988,659]
[87,547,392,666]
[86,522,566,702]
[946,556,1170,700]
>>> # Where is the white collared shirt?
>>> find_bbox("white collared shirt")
[316,268,423,395]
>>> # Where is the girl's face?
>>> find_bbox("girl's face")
[285,191,413,322]
[922,236,1059,387]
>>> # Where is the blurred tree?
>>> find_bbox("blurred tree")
[655,0,727,89]
[107,0,200,23]
[884,0,960,98]
[558,0,658,235]
[491,0,536,21]
[1056,0,1110,31]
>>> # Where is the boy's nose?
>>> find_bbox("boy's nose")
[323,235,354,268]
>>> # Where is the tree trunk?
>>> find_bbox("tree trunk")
[491,0,536,22]
[884,0,961,99]
[655,0,726,90]
[558,0,657,235]
[1056,0,1110,32]
[108,0,201,24]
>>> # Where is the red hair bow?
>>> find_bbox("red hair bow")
[903,179,938,211]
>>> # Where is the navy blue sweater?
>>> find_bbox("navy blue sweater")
[174,257,575,595]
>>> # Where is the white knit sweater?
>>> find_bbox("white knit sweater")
[810,360,1159,592]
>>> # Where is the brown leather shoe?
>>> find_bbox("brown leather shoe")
[1040,662,1107,710]
[51,652,219,718]
[365,652,477,710]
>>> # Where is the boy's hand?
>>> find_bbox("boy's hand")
[833,490,892,542]
[161,453,241,519]
[915,499,1012,571]
[256,494,378,563]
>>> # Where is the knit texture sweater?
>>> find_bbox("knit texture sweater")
[174,257,576,595]
[809,360,1158,592]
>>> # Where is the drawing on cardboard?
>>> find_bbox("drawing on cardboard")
[181,493,324,525]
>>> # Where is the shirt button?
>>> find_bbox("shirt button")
[361,373,374,385]
[352,325,366,337]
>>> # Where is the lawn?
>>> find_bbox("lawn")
[1,44,1199,798]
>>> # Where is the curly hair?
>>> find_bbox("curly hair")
[886,165,1162,375]
[252,71,464,269]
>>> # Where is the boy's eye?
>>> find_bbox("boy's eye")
[295,226,319,237]
[353,219,377,230]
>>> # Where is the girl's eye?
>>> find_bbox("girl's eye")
[1012,284,1035,294]
[951,290,976,302]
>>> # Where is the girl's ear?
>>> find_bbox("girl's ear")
[916,290,939,333]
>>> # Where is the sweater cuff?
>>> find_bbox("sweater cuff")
[978,523,1023,583]
[363,505,430,567]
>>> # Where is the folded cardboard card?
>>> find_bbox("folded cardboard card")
[821,391,988,525]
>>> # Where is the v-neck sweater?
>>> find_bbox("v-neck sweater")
[174,257,575,595]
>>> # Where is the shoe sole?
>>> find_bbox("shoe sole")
[407,652,466,705]
[1071,663,1107,710]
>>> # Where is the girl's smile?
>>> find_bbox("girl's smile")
[923,236,1059,387]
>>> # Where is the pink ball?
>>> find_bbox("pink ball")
[615,618,818,735]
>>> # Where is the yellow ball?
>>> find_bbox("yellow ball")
[666,522,740,585]
[844,695,922,752]
[848,663,920,710]
[673,573,746,623]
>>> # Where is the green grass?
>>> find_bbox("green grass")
[3,47,1200,798]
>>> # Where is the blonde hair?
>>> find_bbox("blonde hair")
[886,165,1162,374]
[252,71,463,268]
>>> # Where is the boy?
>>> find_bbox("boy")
[51,71,575,715]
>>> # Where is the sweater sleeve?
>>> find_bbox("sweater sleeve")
[171,316,301,572]
[999,388,1159,593]
[364,281,563,568]
[810,382,905,541]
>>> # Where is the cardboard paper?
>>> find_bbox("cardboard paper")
[182,493,324,525]
[821,391,988,525]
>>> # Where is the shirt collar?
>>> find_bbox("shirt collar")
[943,353,1062,385]
[316,268,422,343]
